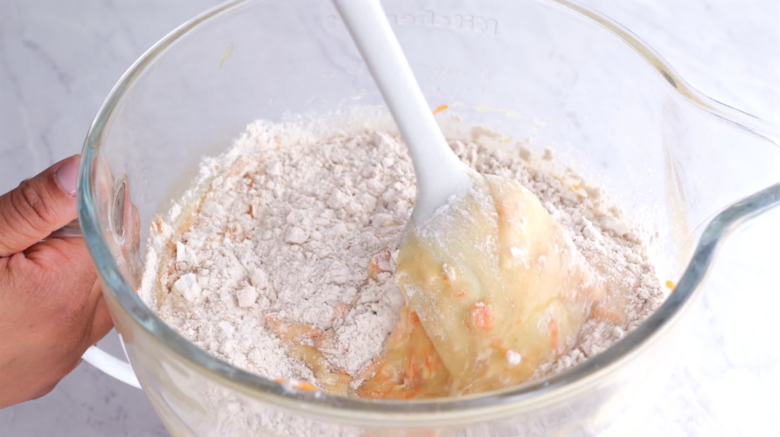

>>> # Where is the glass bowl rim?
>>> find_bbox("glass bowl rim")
[77,0,780,423]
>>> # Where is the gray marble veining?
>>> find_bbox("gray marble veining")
[0,1,778,436]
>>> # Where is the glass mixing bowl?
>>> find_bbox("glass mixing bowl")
[76,0,780,435]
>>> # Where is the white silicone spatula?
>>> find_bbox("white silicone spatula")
[332,1,612,395]
[331,0,471,223]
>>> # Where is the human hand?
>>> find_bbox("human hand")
[0,155,113,409]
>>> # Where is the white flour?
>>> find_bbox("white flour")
[141,111,664,400]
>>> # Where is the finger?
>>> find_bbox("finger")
[0,155,80,257]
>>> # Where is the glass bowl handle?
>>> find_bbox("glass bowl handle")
[82,337,142,389]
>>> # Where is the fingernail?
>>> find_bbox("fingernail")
[54,155,80,197]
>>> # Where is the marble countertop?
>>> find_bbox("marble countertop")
[1,0,778,436]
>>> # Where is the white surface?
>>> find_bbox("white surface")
[333,0,471,222]
[0,0,778,436]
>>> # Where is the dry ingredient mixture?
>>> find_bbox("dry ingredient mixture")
[141,114,665,399]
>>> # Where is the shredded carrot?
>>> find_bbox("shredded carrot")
[665,280,675,290]
[396,388,422,400]
[265,316,323,343]
[275,379,318,391]
[591,303,623,325]
[432,104,449,114]
[356,305,452,399]
[424,355,436,374]
[368,247,392,279]
[498,199,520,218]
[548,318,559,350]
[297,382,318,391]
[406,354,419,381]
[466,302,493,331]
[441,263,454,286]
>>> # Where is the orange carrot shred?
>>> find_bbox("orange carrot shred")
[466,302,493,331]
[432,104,449,114]
[275,378,317,391]
[410,311,422,326]
[297,382,318,391]
[591,304,623,325]
[549,318,559,350]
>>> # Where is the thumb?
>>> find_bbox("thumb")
[0,155,80,257]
